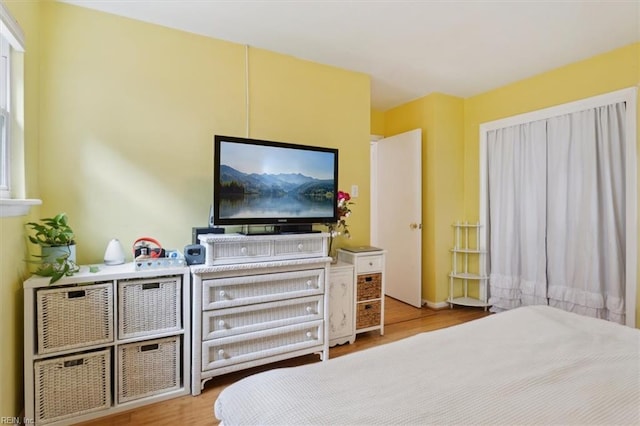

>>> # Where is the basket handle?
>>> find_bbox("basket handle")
[67,290,86,299]
[63,359,84,367]
[140,343,159,352]
[142,283,160,290]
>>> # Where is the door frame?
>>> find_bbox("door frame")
[479,87,638,327]
[370,134,383,245]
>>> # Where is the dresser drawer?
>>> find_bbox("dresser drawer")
[211,240,272,263]
[274,237,325,257]
[202,269,325,310]
[357,273,382,301]
[202,320,324,370]
[202,295,323,340]
[356,255,384,273]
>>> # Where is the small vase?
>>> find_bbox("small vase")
[328,246,339,265]
[328,236,337,263]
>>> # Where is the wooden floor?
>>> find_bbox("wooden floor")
[79,298,490,426]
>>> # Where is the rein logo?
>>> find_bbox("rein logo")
[0,418,34,424]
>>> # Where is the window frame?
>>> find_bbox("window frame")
[0,1,41,218]
[0,31,11,199]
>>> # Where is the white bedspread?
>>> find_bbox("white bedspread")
[214,306,640,425]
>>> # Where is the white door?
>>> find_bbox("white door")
[371,129,422,307]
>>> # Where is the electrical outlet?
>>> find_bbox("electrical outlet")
[351,185,359,198]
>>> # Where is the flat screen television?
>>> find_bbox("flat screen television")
[213,135,339,234]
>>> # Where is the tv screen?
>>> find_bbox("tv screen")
[213,135,339,232]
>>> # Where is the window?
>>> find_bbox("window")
[0,2,39,216]
[0,32,10,198]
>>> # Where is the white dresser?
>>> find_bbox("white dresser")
[191,232,331,395]
[23,264,191,425]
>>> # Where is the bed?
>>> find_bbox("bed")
[214,305,640,425]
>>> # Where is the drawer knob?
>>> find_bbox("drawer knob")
[218,320,226,328]
[240,246,247,254]
[306,280,313,287]
[219,290,226,298]
[306,306,314,314]
[306,331,313,339]
[218,349,226,358]
[297,243,304,251]
[369,262,373,266]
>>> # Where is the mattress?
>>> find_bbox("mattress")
[214,305,640,425]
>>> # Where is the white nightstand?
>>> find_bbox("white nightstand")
[338,248,386,336]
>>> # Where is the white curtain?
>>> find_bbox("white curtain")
[546,104,626,323]
[487,121,548,311]
[487,102,627,324]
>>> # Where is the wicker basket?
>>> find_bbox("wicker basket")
[118,336,180,403]
[356,300,381,329]
[118,277,181,339]
[357,273,382,301]
[36,283,113,354]
[34,349,111,424]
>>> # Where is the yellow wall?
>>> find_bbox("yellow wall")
[0,0,41,418]
[1,0,370,417]
[38,1,371,263]
[370,108,385,136]
[464,42,640,325]
[0,217,30,418]
[383,93,464,304]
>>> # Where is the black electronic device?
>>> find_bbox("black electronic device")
[192,226,225,244]
[213,135,338,234]
[184,244,205,265]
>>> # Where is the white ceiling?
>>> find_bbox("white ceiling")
[62,0,640,111]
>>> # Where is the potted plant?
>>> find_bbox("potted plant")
[26,212,80,283]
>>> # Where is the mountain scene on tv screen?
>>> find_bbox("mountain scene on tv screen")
[219,164,334,219]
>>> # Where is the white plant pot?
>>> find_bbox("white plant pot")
[41,244,76,264]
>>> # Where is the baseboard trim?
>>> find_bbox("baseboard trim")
[423,299,449,310]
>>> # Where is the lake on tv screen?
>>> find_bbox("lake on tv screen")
[220,193,334,219]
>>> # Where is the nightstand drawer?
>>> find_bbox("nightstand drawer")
[356,255,383,273]
[356,301,381,330]
[357,273,382,301]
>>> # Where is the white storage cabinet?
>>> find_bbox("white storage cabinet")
[23,264,191,425]
[191,232,331,395]
[328,261,355,346]
[338,249,386,335]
